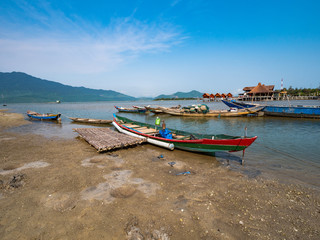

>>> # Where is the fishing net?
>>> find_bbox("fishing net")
[182,104,209,113]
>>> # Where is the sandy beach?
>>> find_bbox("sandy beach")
[0,111,319,239]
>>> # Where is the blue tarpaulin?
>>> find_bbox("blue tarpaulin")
[159,129,172,139]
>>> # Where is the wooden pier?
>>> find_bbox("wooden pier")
[74,128,146,152]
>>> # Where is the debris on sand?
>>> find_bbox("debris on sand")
[125,216,171,240]
[8,174,26,188]
[0,173,26,190]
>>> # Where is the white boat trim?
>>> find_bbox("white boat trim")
[112,121,174,150]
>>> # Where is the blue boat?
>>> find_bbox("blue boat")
[222,100,320,118]
[221,100,261,109]
[263,105,320,118]
[27,111,61,121]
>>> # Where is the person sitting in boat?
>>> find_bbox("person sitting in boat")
[159,121,173,139]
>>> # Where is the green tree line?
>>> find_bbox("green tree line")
[283,86,320,96]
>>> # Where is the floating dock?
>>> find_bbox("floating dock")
[74,128,146,152]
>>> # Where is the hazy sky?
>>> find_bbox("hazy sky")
[1,0,320,97]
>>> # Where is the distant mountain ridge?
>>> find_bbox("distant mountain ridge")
[0,72,136,103]
[0,72,204,103]
[155,90,203,99]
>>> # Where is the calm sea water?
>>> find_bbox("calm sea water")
[3,100,320,190]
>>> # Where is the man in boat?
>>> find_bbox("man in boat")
[159,121,173,139]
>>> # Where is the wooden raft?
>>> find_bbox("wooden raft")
[74,128,146,152]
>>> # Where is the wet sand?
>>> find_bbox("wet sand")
[0,112,319,239]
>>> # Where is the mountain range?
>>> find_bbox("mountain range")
[155,90,203,99]
[0,72,203,103]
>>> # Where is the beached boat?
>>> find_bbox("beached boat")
[114,106,147,113]
[112,114,257,153]
[163,105,264,117]
[68,117,112,124]
[263,105,320,118]
[27,111,61,121]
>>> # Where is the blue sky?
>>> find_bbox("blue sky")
[0,0,319,97]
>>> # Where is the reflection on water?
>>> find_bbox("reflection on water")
[4,100,320,189]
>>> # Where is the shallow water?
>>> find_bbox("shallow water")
[3,100,320,189]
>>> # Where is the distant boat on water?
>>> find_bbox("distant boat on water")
[145,105,181,114]
[221,100,259,109]
[223,99,320,118]
[114,106,147,113]
[163,103,264,117]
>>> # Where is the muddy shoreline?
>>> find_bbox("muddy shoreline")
[0,112,319,239]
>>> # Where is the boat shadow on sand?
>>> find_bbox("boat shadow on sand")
[215,151,262,178]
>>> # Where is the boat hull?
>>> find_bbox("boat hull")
[263,106,320,118]
[69,117,112,124]
[221,100,259,109]
[145,107,165,113]
[113,115,257,153]
[163,107,264,117]
[115,106,147,113]
[145,105,181,114]
[27,112,61,120]
[167,139,254,153]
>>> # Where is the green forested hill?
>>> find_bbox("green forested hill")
[0,72,136,103]
[155,90,203,99]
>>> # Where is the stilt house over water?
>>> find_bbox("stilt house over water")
[239,83,275,101]
[202,93,210,99]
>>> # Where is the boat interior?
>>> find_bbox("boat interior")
[115,115,243,140]
[122,123,189,140]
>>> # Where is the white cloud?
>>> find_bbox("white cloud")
[0,1,184,76]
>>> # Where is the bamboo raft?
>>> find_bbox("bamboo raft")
[73,128,146,152]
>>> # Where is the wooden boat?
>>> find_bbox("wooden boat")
[145,106,168,113]
[163,105,264,117]
[132,105,146,110]
[114,106,147,113]
[263,105,320,118]
[221,100,260,109]
[112,114,257,153]
[68,117,112,124]
[145,105,181,113]
[27,111,61,121]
